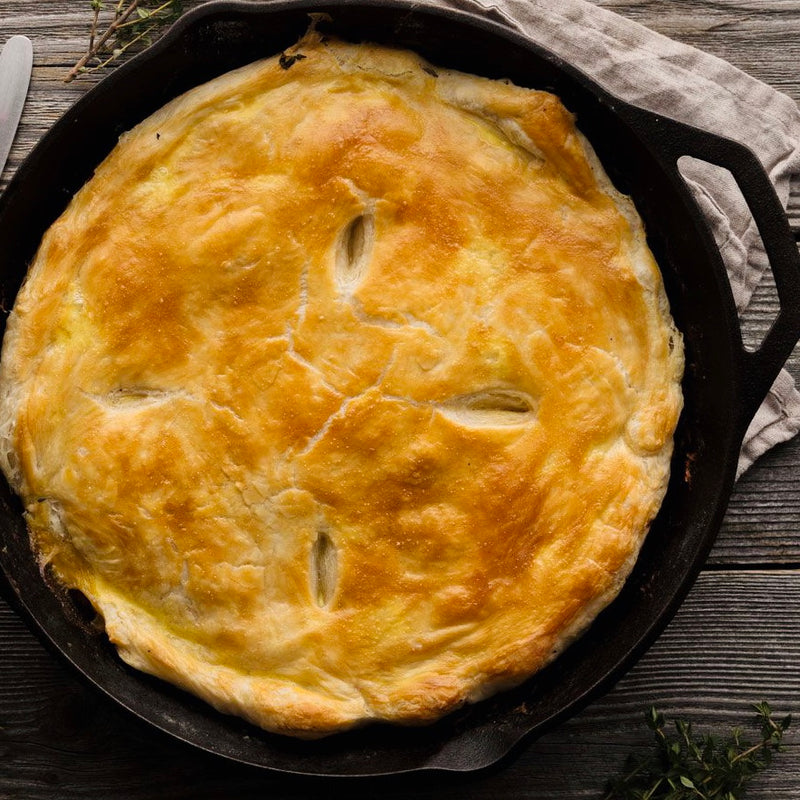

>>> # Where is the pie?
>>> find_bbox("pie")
[0,30,683,737]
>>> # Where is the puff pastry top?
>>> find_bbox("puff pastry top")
[0,32,683,737]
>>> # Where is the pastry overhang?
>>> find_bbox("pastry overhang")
[0,32,683,737]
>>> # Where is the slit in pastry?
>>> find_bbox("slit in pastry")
[310,528,338,608]
[438,388,537,427]
[335,211,375,293]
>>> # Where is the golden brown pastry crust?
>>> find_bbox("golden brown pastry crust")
[0,32,683,736]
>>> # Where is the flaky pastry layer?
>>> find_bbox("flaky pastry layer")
[0,32,683,737]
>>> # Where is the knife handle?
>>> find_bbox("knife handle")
[0,35,33,178]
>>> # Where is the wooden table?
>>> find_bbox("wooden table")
[1,2,799,797]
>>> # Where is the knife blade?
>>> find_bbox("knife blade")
[0,35,33,178]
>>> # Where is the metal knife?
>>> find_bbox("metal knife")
[0,35,33,178]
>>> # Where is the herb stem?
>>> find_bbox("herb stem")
[67,0,182,82]
[602,704,791,799]
[89,4,101,52]
[114,0,175,31]
[65,0,141,82]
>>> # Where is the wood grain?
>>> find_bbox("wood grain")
[1,2,799,798]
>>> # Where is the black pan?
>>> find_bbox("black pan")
[1,0,799,778]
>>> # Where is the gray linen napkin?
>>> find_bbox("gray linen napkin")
[415,0,800,477]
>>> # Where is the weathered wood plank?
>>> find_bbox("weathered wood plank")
[715,260,800,564]
[598,0,800,93]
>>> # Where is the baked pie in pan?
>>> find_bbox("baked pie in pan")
[0,31,683,737]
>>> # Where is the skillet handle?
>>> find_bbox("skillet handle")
[616,107,800,435]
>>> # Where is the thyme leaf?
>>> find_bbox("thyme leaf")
[66,0,184,82]
[602,703,791,799]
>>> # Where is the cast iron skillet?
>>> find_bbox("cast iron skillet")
[1,0,800,777]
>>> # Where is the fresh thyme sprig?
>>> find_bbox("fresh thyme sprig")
[65,0,184,82]
[602,702,791,799]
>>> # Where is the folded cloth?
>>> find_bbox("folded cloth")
[419,0,800,477]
